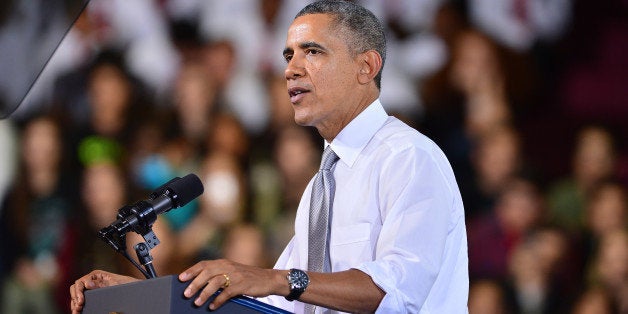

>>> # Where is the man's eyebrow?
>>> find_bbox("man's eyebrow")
[299,41,325,51]
[283,41,327,57]
[283,47,293,57]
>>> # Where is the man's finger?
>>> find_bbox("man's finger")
[73,280,86,304]
[70,281,83,313]
[183,271,213,299]
[194,276,222,307]
[210,286,235,310]
[179,262,205,282]
[69,283,76,300]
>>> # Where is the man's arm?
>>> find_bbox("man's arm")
[178,259,384,312]
[298,268,385,312]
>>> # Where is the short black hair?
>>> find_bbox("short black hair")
[295,0,386,90]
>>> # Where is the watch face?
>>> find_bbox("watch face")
[291,269,309,289]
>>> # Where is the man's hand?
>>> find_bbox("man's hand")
[178,259,288,310]
[69,270,139,314]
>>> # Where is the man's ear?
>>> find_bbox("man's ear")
[357,50,382,85]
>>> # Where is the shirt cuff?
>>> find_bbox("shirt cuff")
[354,263,409,313]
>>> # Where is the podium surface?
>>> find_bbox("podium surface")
[83,275,291,314]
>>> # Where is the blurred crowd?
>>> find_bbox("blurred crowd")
[1,0,627,313]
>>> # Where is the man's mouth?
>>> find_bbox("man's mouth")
[288,87,309,103]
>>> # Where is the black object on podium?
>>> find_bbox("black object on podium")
[82,275,292,314]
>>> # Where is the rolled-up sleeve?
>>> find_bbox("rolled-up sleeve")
[355,144,457,313]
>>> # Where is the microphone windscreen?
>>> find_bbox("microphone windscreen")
[167,173,204,207]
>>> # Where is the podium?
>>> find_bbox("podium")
[82,275,291,313]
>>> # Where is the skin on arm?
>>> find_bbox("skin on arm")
[299,269,385,312]
[178,260,384,312]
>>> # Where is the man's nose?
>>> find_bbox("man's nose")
[285,56,305,80]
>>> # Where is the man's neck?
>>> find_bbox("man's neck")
[317,91,379,142]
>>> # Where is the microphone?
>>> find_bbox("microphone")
[99,173,204,241]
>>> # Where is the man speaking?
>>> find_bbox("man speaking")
[70,1,469,313]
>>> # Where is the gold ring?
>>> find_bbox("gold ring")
[221,274,230,288]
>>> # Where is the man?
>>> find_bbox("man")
[70,1,469,313]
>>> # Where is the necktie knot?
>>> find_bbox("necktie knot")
[320,146,339,171]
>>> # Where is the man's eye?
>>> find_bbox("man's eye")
[284,55,293,62]
[307,49,320,55]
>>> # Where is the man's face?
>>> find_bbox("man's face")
[283,14,361,132]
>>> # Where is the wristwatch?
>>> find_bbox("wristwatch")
[285,268,309,301]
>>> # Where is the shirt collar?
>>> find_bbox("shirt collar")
[326,99,388,168]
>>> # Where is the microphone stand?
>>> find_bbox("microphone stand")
[99,207,162,279]
[134,229,160,279]
[135,242,157,279]
[99,226,151,279]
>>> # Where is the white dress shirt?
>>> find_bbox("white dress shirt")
[262,99,469,313]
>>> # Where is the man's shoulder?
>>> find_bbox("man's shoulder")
[372,117,438,155]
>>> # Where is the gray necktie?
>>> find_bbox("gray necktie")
[306,146,339,313]
[308,145,339,273]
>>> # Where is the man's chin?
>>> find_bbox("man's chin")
[292,112,313,127]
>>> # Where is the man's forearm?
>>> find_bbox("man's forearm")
[282,268,385,313]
